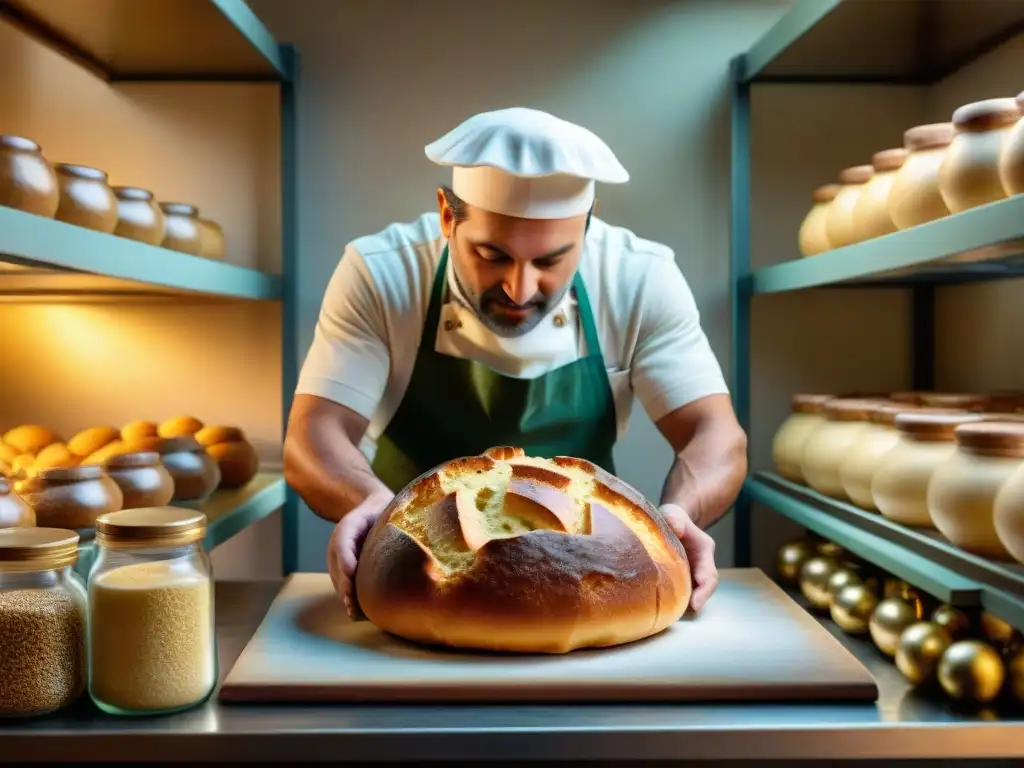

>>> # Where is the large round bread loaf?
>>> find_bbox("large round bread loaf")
[353,447,692,654]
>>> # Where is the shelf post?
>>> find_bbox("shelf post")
[279,44,301,576]
[911,284,935,391]
[729,55,753,568]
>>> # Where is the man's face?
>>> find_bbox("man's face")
[439,190,587,337]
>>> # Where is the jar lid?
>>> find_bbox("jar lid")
[792,394,833,414]
[53,163,108,181]
[155,436,203,454]
[985,391,1024,414]
[894,411,983,441]
[904,123,954,151]
[0,134,41,152]
[889,391,923,405]
[812,184,840,203]
[95,507,206,548]
[838,165,873,185]
[112,186,154,201]
[954,421,1024,458]
[952,98,1021,133]
[871,148,909,172]
[823,398,877,421]
[869,403,917,426]
[917,393,989,411]
[0,527,79,571]
[160,202,198,216]
[105,450,160,469]
[34,464,105,483]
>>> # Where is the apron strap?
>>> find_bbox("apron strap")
[572,269,602,360]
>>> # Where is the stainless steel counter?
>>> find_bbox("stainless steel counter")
[2,580,1023,763]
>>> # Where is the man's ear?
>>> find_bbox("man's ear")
[437,187,454,238]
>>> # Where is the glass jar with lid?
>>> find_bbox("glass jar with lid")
[838,402,908,510]
[797,185,839,257]
[871,411,983,528]
[852,148,909,241]
[772,394,832,483]
[928,422,1024,560]
[824,165,873,248]
[938,97,1021,213]
[889,123,954,230]
[0,527,87,718]
[800,398,876,499]
[88,507,216,716]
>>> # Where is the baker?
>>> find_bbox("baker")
[284,107,747,619]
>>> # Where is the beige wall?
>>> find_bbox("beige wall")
[249,0,797,571]
[0,19,284,580]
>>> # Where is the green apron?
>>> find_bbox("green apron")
[371,245,618,492]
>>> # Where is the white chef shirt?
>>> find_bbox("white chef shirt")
[296,212,729,461]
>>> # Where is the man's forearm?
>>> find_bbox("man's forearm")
[283,402,393,524]
[660,423,748,529]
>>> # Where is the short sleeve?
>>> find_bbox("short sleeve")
[630,255,729,422]
[294,246,391,420]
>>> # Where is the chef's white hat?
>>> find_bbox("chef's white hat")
[425,107,629,220]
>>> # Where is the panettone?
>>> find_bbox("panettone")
[353,447,692,654]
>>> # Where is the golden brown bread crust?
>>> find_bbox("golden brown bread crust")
[354,447,691,654]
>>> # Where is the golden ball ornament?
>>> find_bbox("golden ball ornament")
[830,584,879,635]
[931,605,973,642]
[800,556,840,610]
[776,539,816,585]
[883,577,913,600]
[816,541,845,559]
[896,621,952,686]
[980,612,1023,657]
[869,597,920,657]
[937,640,1006,704]
[1009,650,1023,702]
[826,567,863,602]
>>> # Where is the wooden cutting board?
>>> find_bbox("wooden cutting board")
[219,568,877,704]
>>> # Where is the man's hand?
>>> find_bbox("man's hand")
[659,502,718,613]
[327,492,393,618]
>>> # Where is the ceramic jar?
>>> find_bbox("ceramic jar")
[838,402,907,510]
[16,465,123,531]
[852,148,909,241]
[938,98,1021,214]
[104,451,174,510]
[159,203,203,255]
[994,460,1024,565]
[112,187,165,246]
[929,422,1024,560]
[999,91,1024,196]
[155,437,221,502]
[0,135,59,218]
[798,185,839,257]
[889,123,955,229]
[800,399,875,499]
[871,411,984,528]
[0,477,34,528]
[772,395,832,483]
[825,165,874,248]
[53,164,118,233]
[193,426,259,489]
[198,218,225,260]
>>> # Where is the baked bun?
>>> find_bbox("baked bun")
[354,447,692,654]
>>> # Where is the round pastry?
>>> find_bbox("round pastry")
[354,447,692,654]
[158,415,204,439]
[2,424,60,455]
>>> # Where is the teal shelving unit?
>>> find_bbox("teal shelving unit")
[0,0,298,566]
[730,0,1024,628]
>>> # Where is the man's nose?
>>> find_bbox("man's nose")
[503,264,539,305]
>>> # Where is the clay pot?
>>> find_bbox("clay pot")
[852,148,909,241]
[104,451,174,510]
[0,135,59,218]
[825,165,874,248]
[194,426,259,488]
[798,185,839,257]
[155,437,221,501]
[17,465,123,530]
[53,163,118,232]
[889,123,955,229]
[112,187,165,245]
[938,98,1021,213]
[159,203,202,255]
[999,90,1024,196]
[198,218,225,260]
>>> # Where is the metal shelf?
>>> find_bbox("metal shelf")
[0,0,289,82]
[743,0,1024,85]
[0,207,281,301]
[749,196,1024,294]
[746,471,1024,632]
[74,471,286,577]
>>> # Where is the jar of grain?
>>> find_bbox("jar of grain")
[938,98,1021,213]
[797,185,839,257]
[771,394,832,483]
[0,527,86,718]
[928,422,1024,560]
[799,398,876,499]
[871,411,984,528]
[88,507,216,715]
